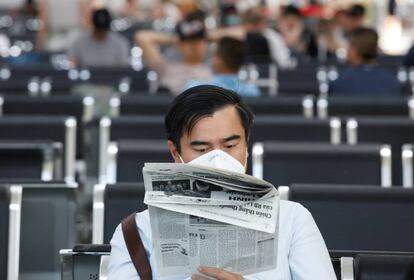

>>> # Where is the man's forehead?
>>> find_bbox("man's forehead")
[182,106,245,142]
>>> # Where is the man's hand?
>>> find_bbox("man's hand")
[191,266,243,280]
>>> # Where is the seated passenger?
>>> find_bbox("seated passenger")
[108,85,336,280]
[329,27,401,97]
[136,10,212,95]
[67,8,130,67]
[187,37,261,97]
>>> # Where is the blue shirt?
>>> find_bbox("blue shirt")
[186,74,261,97]
[108,201,336,280]
[329,64,402,97]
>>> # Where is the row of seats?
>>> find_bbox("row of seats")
[4,94,412,121]
[101,139,414,188]
[3,181,414,279]
[59,247,414,280]
[109,95,414,118]
[98,116,414,186]
[0,111,411,186]
[0,66,149,95]
[0,93,412,120]
[1,59,411,96]
[91,183,414,251]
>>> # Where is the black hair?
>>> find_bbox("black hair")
[347,4,365,18]
[349,27,378,61]
[165,85,254,153]
[283,5,302,18]
[92,8,111,31]
[216,37,245,71]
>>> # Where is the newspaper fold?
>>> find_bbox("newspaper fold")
[143,163,279,277]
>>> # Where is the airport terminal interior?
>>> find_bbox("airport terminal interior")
[0,0,414,279]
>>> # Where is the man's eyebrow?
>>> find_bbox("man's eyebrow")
[223,135,241,142]
[190,140,210,146]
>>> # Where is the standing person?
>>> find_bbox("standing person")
[108,85,337,280]
[187,37,261,97]
[136,10,212,95]
[67,8,130,67]
[329,27,401,97]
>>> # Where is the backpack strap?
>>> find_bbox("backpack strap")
[121,212,153,280]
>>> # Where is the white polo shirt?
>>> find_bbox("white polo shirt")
[108,200,336,280]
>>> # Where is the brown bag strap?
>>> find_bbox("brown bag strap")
[121,212,153,280]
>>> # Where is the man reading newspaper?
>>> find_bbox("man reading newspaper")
[108,85,336,280]
[142,162,280,278]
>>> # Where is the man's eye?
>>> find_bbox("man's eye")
[226,144,236,149]
[195,148,207,153]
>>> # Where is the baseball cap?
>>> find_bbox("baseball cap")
[175,10,206,41]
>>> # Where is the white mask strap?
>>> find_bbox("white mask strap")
[178,154,185,164]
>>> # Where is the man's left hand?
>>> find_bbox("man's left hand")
[191,266,243,280]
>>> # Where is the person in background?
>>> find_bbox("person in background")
[278,5,318,59]
[67,8,130,67]
[136,10,212,95]
[220,3,241,27]
[187,36,261,97]
[209,7,292,69]
[329,27,401,97]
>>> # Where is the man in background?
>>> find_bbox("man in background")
[329,27,401,97]
[68,8,130,67]
[136,10,212,95]
[187,37,261,97]
[209,7,293,69]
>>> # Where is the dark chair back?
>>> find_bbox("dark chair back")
[107,139,171,183]
[0,141,63,181]
[1,95,93,158]
[317,96,413,118]
[103,183,146,243]
[288,184,414,252]
[19,183,77,279]
[355,254,414,280]
[250,116,340,144]
[0,116,76,182]
[112,95,173,116]
[256,142,388,186]
[347,117,414,185]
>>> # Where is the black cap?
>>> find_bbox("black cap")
[92,8,111,31]
[175,10,206,41]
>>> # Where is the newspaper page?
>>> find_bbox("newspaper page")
[143,163,279,278]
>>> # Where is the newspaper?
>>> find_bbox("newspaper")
[143,163,280,277]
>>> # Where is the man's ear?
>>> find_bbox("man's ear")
[167,140,182,163]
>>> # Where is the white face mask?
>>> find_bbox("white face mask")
[180,149,246,174]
